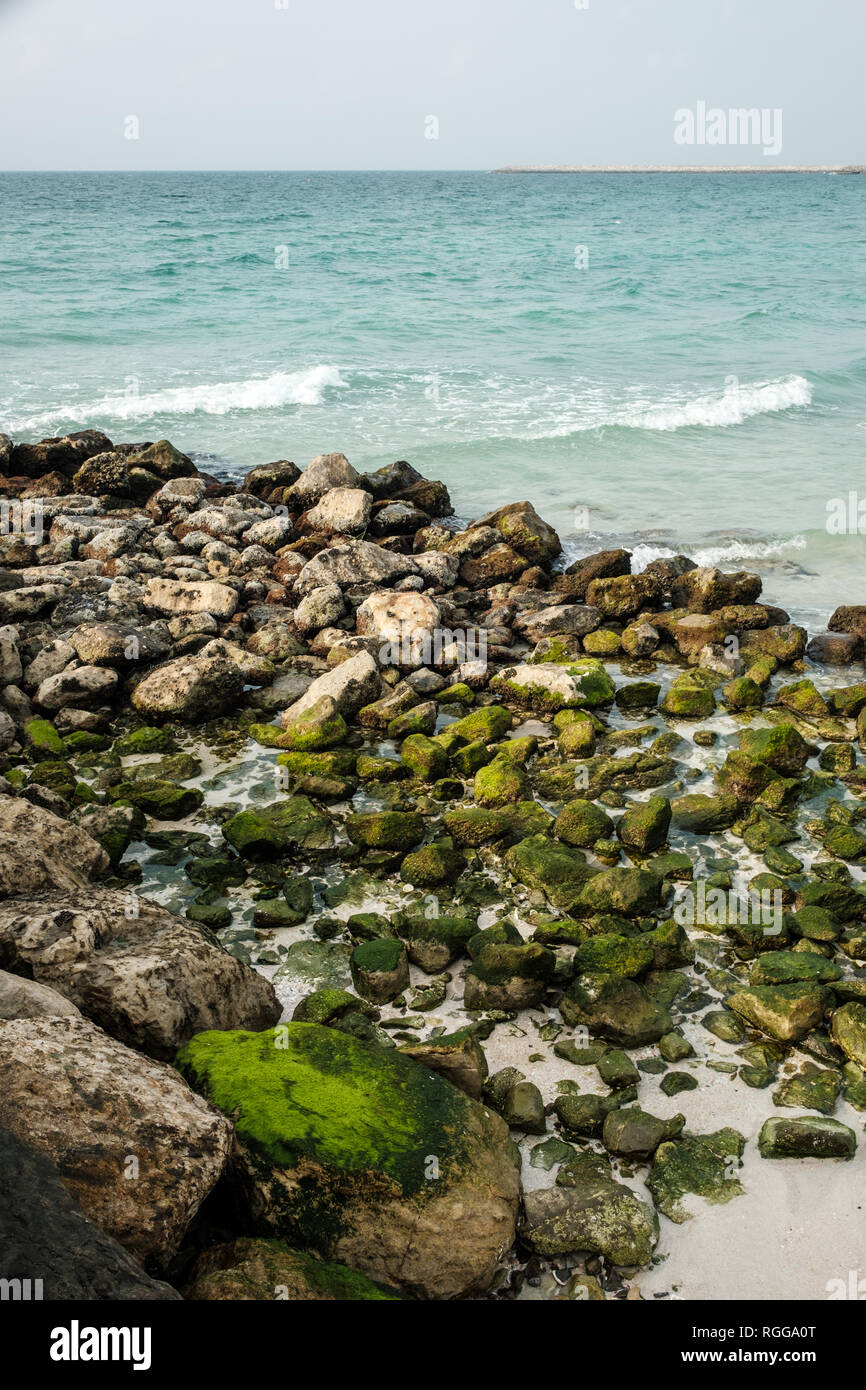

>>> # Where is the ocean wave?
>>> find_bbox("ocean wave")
[6,365,345,431]
[616,375,812,432]
[630,534,808,571]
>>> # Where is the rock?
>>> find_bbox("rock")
[399,1027,488,1099]
[280,651,380,726]
[586,573,662,619]
[295,539,419,594]
[470,501,561,565]
[670,566,761,612]
[0,886,280,1059]
[559,548,632,598]
[577,866,662,916]
[648,1129,746,1221]
[131,650,244,721]
[284,452,360,508]
[126,439,195,479]
[739,723,811,775]
[176,1023,520,1299]
[504,834,595,909]
[463,942,556,1010]
[402,915,476,972]
[513,603,600,642]
[830,1001,866,1068]
[293,583,345,634]
[143,577,239,620]
[345,810,424,851]
[72,450,131,496]
[728,983,829,1042]
[561,973,673,1046]
[185,1237,398,1300]
[828,605,866,642]
[301,487,373,534]
[0,1015,232,1268]
[0,968,81,1019]
[356,591,441,657]
[617,796,671,854]
[36,664,119,711]
[70,621,170,667]
[491,660,615,713]
[502,1080,546,1133]
[670,793,740,833]
[242,514,295,549]
[521,1171,658,1267]
[222,796,333,858]
[603,1106,684,1158]
[350,938,410,1003]
[0,797,108,897]
[0,1124,181,1300]
[555,798,615,848]
[758,1116,856,1160]
[805,632,861,665]
[10,429,113,478]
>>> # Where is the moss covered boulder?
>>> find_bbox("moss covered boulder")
[617,796,671,855]
[399,734,448,782]
[554,798,614,848]
[350,938,410,1004]
[670,793,740,833]
[402,916,476,973]
[473,755,530,808]
[448,705,513,744]
[399,843,466,887]
[464,942,556,1011]
[739,723,811,775]
[345,811,424,852]
[108,778,203,820]
[175,1024,520,1299]
[830,1001,866,1068]
[222,797,333,858]
[186,1236,400,1300]
[576,866,662,917]
[660,673,716,720]
[504,834,596,909]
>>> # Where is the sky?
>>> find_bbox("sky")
[1,0,864,170]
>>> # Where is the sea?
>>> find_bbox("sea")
[2,169,865,629]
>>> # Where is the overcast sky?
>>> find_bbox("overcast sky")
[1,0,863,169]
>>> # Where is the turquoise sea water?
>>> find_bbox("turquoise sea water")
[2,170,866,625]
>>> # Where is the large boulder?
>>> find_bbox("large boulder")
[356,591,441,656]
[0,886,281,1059]
[0,1125,181,1300]
[35,664,118,711]
[186,1237,399,1301]
[131,650,244,721]
[0,797,108,898]
[521,1163,658,1266]
[176,1023,520,1299]
[0,1016,232,1269]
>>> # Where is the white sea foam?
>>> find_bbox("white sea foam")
[614,374,812,432]
[6,364,344,432]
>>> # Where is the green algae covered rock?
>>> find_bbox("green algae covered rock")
[521,1170,658,1267]
[399,734,449,782]
[830,1001,866,1068]
[473,755,529,808]
[175,1024,520,1299]
[561,972,673,1047]
[223,797,333,857]
[345,810,424,852]
[504,833,597,909]
[186,1236,400,1300]
[108,778,203,820]
[773,1066,842,1114]
[464,942,556,1011]
[648,1129,746,1222]
[554,798,614,848]
[399,843,466,887]
[350,938,410,1004]
[758,1116,855,1160]
[617,796,671,855]
[670,792,740,834]
[576,866,662,916]
[444,802,552,847]
[749,950,841,987]
[402,916,476,972]
[660,674,716,720]
[448,705,513,743]
[572,933,654,979]
[728,982,830,1043]
[602,1106,685,1159]
[739,723,811,775]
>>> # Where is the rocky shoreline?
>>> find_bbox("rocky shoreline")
[1,427,866,1302]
